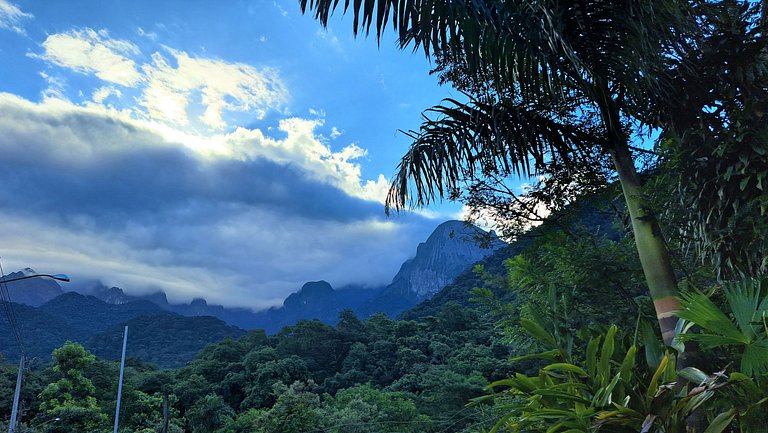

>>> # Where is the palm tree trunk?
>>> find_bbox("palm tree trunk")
[595,80,680,346]
[610,142,680,346]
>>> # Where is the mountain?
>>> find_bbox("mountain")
[1,268,64,306]
[86,313,246,367]
[356,220,505,317]
[245,281,380,334]
[0,293,244,367]
[86,283,171,307]
[40,292,164,340]
[387,220,505,298]
[402,193,624,320]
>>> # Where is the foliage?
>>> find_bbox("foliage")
[481,319,739,433]
[677,278,768,377]
[655,2,768,278]
[36,342,107,433]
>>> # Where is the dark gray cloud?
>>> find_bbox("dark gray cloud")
[0,94,439,309]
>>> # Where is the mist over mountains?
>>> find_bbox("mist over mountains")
[0,220,503,364]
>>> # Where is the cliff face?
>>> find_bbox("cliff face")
[386,220,504,298]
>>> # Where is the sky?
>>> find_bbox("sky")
[0,0,467,309]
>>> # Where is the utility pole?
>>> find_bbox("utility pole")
[8,356,23,433]
[0,268,69,433]
[113,326,128,433]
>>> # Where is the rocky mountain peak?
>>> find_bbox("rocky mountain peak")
[388,220,504,298]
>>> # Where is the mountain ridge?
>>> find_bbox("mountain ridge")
[2,220,504,335]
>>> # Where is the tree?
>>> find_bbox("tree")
[299,0,699,345]
[185,393,235,433]
[36,342,107,433]
[652,1,768,279]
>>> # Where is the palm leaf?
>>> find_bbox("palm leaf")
[300,0,694,109]
[741,339,768,377]
[676,290,746,342]
[385,96,594,211]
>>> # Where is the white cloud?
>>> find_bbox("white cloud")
[308,107,325,117]
[33,28,141,86]
[0,0,31,34]
[139,49,288,129]
[39,71,66,100]
[136,27,158,41]
[92,86,122,104]
[27,28,384,201]
[31,28,290,131]
[190,117,388,203]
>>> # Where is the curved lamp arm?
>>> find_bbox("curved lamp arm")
[0,273,70,283]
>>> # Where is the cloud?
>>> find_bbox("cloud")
[139,49,288,129]
[0,0,31,34]
[32,29,142,86]
[0,93,435,309]
[31,28,289,131]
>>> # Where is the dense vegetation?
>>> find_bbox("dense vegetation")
[0,303,512,432]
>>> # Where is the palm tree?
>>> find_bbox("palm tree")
[299,0,694,344]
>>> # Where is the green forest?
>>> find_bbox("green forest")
[3,0,768,432]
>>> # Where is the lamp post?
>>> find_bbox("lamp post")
[0,274,71,284]
[2,272,70,433]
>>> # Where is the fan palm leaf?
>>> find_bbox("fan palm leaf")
[677,278,768,376]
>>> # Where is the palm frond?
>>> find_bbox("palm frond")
[677,291,746,342]
[385,96,595,211]
[300,0,693,107]
[741,340,768,377]
[678,279,768,376]
[724,278,766,340]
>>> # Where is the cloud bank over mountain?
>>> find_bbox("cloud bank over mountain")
[0,10,447,309]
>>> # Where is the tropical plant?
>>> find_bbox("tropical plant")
[299,0,702,345]
[676,277,768,378]
[480,320,734,433]
[655,1,768,279]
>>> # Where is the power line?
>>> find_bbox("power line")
[0,258,26,356]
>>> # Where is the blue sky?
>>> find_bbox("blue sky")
[0,0,471,309]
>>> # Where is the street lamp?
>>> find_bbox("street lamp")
[0,274,70,284]
[2,272,70,433]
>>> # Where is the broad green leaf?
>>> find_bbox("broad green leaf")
[647,354,669,401]
[543,363,588,377]
[619,345,637,383]
[586,335,601,378]
[512,349,562,362]
[532,389,591,405]
[521,318,557,347]
[677,367,709,385]
[703,409,735,433]
[599,325,617,386]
